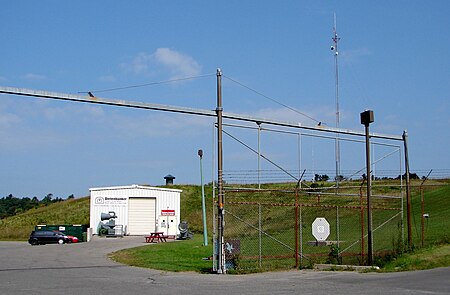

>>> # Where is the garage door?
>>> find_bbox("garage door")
[128,198,156,235]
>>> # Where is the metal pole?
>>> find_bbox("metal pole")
[399,148,404,246]
[361,110,374,266]
[216,68,225,273]
[298,133,302,187]
[259,203,262,268]
[257,122,261,189]
[294,171,305,269]
[299,203,303,267]
[336,206,340,252]
[360,181,365,263]
[0,86,404,141]
[295,181,299,268]
[421,186,424,248]
[365,123,373,265]
[211,123,217,272]
[198,150,208,246]
[420,170,432,248]
[403,130,412,250]
[332,13,341,188]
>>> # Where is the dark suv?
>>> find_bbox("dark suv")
[28,230,71,245]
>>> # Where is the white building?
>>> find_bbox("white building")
[89,184,182,236]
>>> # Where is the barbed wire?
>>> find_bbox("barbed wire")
[223,169,450,184]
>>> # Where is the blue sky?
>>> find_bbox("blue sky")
[1,1,449,198]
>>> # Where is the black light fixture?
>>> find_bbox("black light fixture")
[360,110,374,126]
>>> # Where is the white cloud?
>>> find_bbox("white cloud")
[121,52,152,75]
[22,73,47,81]
[153,48,202,79]
[121,48,202,79]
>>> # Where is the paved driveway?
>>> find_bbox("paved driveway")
[0,237,449,294]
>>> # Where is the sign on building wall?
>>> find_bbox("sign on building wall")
[161,209,175,216]
[94,196,128,207]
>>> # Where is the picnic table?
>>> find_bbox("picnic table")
[145,232,167,243]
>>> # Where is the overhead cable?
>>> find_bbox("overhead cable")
[78,73,215,94]
[223,75,321,124]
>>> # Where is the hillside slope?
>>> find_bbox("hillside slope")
[0,197,90,240]
[1,182,448,246]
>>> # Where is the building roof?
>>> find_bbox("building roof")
[89,184,182,193]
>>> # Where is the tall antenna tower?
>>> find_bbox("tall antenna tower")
[331,13,341,186]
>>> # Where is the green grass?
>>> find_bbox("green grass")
[109,235,214,273]
[380,244,450,272]
[0,197,90,240]
[410,184,450,246]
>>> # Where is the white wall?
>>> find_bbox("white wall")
[89,185,181,235]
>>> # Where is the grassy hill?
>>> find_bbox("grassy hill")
[0,197,90,240]
[1,181,449,249]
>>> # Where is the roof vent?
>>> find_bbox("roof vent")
[164,174,175,185]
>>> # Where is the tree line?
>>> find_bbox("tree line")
[0,193,74,219]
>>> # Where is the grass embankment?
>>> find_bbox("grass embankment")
[381,244,450,272]
[0,197,89,240]
[410,183,450,246]
[110,235,213,273]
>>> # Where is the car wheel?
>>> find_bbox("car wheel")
[30,239,39,246]
[58,239,64,245]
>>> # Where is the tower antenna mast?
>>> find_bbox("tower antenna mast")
[331,13,341,186]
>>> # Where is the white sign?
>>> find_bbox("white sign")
[94,196,127,206]
[312,217,330,241]
[161,209,175,216]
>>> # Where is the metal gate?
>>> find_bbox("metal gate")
[214,186,403,272]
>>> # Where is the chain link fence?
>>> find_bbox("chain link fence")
[214,185,404,272]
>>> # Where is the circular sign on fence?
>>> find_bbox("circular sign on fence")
[312,217,330,241]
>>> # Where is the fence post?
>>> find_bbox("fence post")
[259,203,262,268]
[403,130,412,250]
[420,170,432,248]
[336,206,340,255]
[216,68,225,274]
[299,203,303,267]
[360,178,366,263]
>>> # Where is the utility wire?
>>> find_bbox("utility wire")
[78,73,215,95]
[223,75,321,124]
[222,128,299,182]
